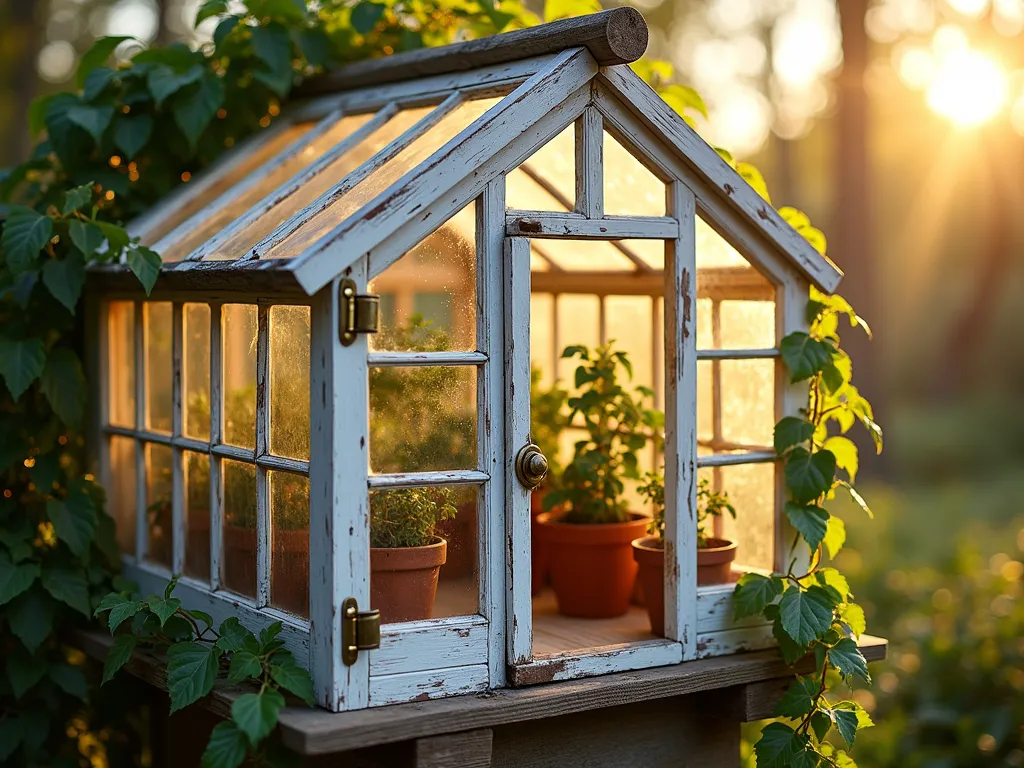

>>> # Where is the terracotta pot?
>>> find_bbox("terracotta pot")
[371,537,447,624]
[435,502,476,579]
[223,526,310,616]
[631,537,664,636]
[698,538,738,586]
[536,512,648,618]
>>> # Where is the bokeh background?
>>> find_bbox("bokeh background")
[2,1,1022,764]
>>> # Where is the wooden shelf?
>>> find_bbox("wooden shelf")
[531,588,656,655]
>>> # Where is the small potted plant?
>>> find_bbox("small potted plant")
[632,474,739,635]
[537,343,662,618]
[370,487,457,624]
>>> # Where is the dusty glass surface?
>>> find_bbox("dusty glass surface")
[505,124,574,210]
[270,471,309,618]
[184,303,211,440]
[183,451,211,582]
[145,443,173,567]
[142,121,315,247]
[369,201,476,351]
[107,301,135,427]
[719,359,775,447]
[603,130,666,217]
[160,114,374,261]
[109,436,136,557]
[369,484,479,625]
[221,459,257,599]
[269,306,310,461]
[530,292,555,387]
[369,366,476,474]
[223,304,257,449]
[699,462,775,573]
[555,294,600,385]
[208,106,436,260]
[265,97,502,260]
[145,302,173,433]
[605,296,655,394]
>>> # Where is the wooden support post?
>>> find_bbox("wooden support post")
[415,729,493,768]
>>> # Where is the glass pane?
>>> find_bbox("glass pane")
[605,296,655,397]
[207,105,435,261]
[698,360,714,443]
[221,460,257,599]
[107,301,135,427]
[184,303,211,440]
[505,125,574,210]
[145,302,173,432]
[370,485,479,624]
[145,443,173,567]
[223,304,257,449]
[556,295,600,386]
[699,463,775,574]
[160,114,375,261]
[265,97,502,261]
[369,366,476,473]
[184,451,211,582]
[109,436,136,557]
[603,130,666,217]
[270,471,309,618]
[269,306,310,461]
[369,201,476,351]
[530,293,555,387]
[141,121,316,246]
[720,359,775,448]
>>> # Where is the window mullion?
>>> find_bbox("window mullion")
[255,305,271,607]
[171,303,185,575]
[209,303,224,590]
[134,301,147,562]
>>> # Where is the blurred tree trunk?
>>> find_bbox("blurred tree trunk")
[154,0,172,46]
[834,0,884,472]
[0,0,44,167]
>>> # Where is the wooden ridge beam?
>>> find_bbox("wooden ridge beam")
[295,9,648,96]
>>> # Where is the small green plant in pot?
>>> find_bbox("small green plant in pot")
[632,474,739,635]
[370,487,457,624]
[529,368,568,595]
[537,343,663,619]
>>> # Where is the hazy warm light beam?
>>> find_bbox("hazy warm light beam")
[926,48,1008,126]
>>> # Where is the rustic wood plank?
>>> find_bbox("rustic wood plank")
[367,351,488,367]
[367,471,489,489]
[416,728,493,768]
[86,263,309,300]
[371,617,489,677]
[505,212,677,239]
[742,677,793,722]
[369,664,490,707]
[510,640,683,686]
[295,9,647,96]
[574,106,603,218]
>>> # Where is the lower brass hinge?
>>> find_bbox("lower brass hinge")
[341,597,381,666]
[339,278,380,346]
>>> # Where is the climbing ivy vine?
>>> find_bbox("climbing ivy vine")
[0,0,877,765]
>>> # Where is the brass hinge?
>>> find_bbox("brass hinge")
[339,278,380,346]
[341,597,381,666]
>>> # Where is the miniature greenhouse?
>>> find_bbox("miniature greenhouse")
[88,9,842,713]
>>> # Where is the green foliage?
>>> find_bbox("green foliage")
[96,578,314,766]
[370,487,457,549]
[530,368,569,486]
[639,474,736,547]
[736,287,882,767]
[541,343,662,524]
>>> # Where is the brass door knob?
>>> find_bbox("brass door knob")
[515,444,549,490]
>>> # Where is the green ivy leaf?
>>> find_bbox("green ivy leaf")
[245,0,307,23]
[82,66,117,102]
[0,336,46,400]
[824,435,858,484]
[785,503,829,552]
[773,416,814,455]
[196,0,229,25]
[42,252,86,312]
[62,182,95,215]
[829,637,870,682]
[774,675,819,718]
[66,104,116,143]
[216,617,253,652]
[127,246,161,295]
[96,221,130,256]
[231,688,285,747]
[785,448,836,505]
[102,633,138,684]
[77,36,132,87]
[811,710,833,742]
[779,585,834,647]
[49,664,88,700]
[113,114,154,159]
[42,566,91,615]
[7,651,46,699]
[7,588,55,653]
[351,2,387,33]
[167,642,221,713]
[213,17,241,48]
[296,28,331,67]
[68,220,104,257]
[28,93,56,138]
[148,64,204,107]
[251,24,294,96]
[47,491,96,557]
[201,721,248,768]
[0,552,40,607]
[269,659,314,705]
[2,206,53,275]
[0,716,23,761]
[780,332,833,382]
[172,72,225,149]
[148,594,183,626]
[188,609,214,631]
[96,593,145,633]
[832,706,859,746]
[733,572,784,620]
[838,602,866,637]
[40,347,87,427]
[823,516,846,559]
[754,722,802,767]
[837,480,873,519]
[228,651,263,683]
[815,568,851,601]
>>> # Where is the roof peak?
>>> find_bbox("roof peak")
[295,8,648,98]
